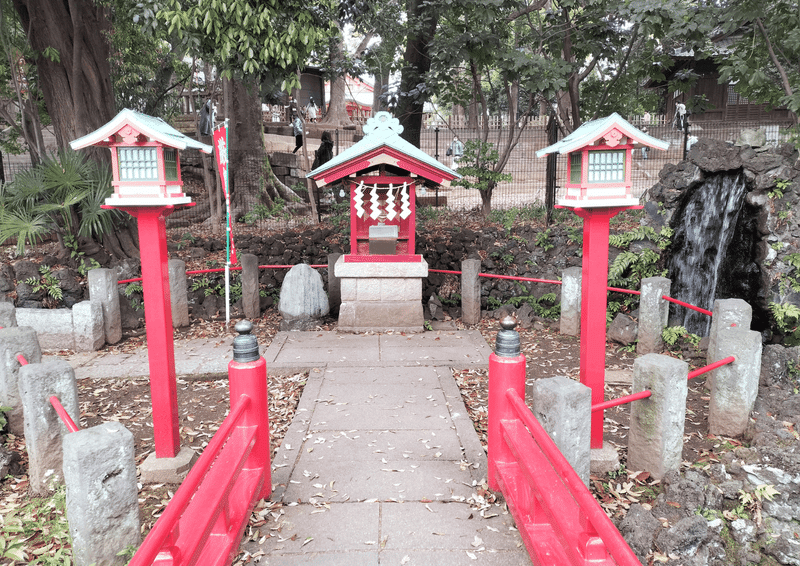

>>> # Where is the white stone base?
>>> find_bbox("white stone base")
[139,447,197,484]
[335,256,427,332]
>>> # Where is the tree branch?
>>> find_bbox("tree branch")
[755,18,793,101]
[590,24,639,121]
[506,0,549,23]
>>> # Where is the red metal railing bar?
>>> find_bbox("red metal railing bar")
[505,388,642,565]
[608,286,641,295]
[119,264,328,284]
[662,295,713,316]
[16,354,28,365]
[591,390,652,413]
[131,395,251,565]
[479,272,563,285]
[688,356,735,380]
[49,396,80,432]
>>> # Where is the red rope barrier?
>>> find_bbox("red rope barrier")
[607,286,641,295]
[119,264,328,284]
[688,356,735,380]
[478,273,563,285]
[591,390,652,413]
[16,354,27,366]
[50,396,80,433]
[662,295,713,316]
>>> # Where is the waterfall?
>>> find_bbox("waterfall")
[666,172,748,336]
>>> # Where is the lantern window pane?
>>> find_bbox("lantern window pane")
[587,150,625,183]
[569,153,582,184]
[118,147,157,181]
[164,148,178,181]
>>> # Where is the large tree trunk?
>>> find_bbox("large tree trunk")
[323,74,350,127]
[12,0,116,148]
[372,68,391,115]
[396,0,439,148]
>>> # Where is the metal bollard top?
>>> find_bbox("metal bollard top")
[232,320,260,363]
[495,316,520,357]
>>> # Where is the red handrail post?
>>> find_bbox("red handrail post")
[228,321,271,501]
[488,317,526,492]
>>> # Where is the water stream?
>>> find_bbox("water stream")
[666,172,749,336]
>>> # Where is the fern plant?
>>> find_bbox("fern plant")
[25,265,64,307]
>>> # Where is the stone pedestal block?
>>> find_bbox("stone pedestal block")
[628,354,688,479]
[19,360,80,494]
[63,422,140,566]
[335,257,427,332]
[0,326,42,434]
[560,267,582,336]
[88,268,122,344]
[169,259,190,328]
[16,308,74,351]
[529,375,591,485]
[461,259,481,325]
[637,277,671,355]
[709,327,761,437]
[72,301,105,351]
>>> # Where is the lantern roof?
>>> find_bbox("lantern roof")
[70,108,213,154]
[535,112,669,158]
[307,112,460,187]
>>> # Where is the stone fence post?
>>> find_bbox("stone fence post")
[0,302,16,327]
[18,360,80,495]
[169,259,190,328]
[709,327,761,437]
[461,259,481,325]
[560,267,581,336]
[240,254,260,320]
[628,353,688,479]
[708,298,752,366]
[637,277,671,355]
[528,376,591,486]
[88,268,122,344]
[0,326,42,434]
[63,421,140,566]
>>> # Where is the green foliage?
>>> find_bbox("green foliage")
[190,272,242,303]
[609,225,673,251]
[0,485,73,565]
[240,198,291,224]
[769,302,800,345]
[424,320,433,331]
[176,232,196,250]
[124,282,144,311]
[328,201,350,236]
[506,292,561,320]
[25,265,63,306]
[535,228,554,252]
[0,151,122,256]
[662,325,702,354]
[0,404,11,432]
[488,205,546,233]
[454,140,513,194]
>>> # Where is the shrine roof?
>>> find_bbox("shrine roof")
[307,112,460,186]
[535,112,669,157]
[70,108,213,154]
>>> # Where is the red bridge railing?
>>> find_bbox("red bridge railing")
[130,321,270,566]
[488,321,641,565]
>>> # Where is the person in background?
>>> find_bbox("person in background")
[292,112,303,153]
[312,130,334,169]
[447,136,464,169]
[306,97,319,123]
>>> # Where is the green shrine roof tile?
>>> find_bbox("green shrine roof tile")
[307,112,460,182]
[70,108,213,154]
[536,112,669,157]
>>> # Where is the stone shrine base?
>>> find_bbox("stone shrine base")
[335,256,427,333]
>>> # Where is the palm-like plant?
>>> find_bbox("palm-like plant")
[0,150,124,255]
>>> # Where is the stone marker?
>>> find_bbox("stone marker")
[0,302,16,327]
[279,263,329,331]
[240,254,260,320]
[560,266,581,336]
[628,353,688,479]
[461,259,481,325]
[63,421,140,566]
[0,326,42,434]
[637,277,671,355]
[72,301,105,351]
[709,327,762,437]
[16,308,75,351]
[529,376,591,485]
[169,259,190,328]
[327,253,342,316]
[88,268,122,344]
[708,298,752,366]
[608,313,637,345]
[18,360,80,494]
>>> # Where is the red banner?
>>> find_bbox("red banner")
[212,123,237,264]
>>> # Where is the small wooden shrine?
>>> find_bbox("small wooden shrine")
[308,111,460,331]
